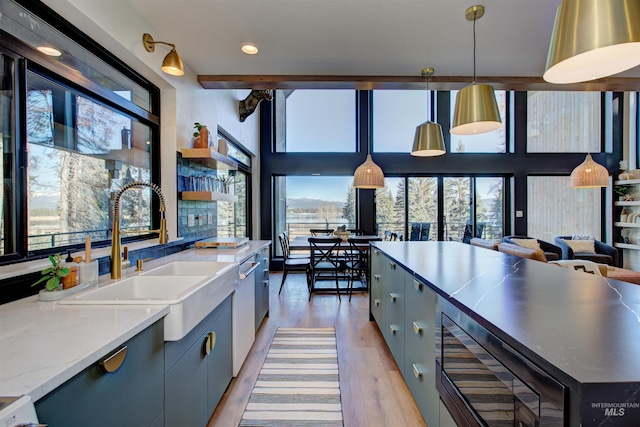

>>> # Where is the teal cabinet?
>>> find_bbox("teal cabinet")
[164,295,232,427]
[35,320,165,427]
[384,257,406,369]
[370,248,385,325]
[254,246,270,331]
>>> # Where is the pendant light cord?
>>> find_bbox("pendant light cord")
[472,16,477,83]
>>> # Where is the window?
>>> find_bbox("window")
[26,71,153,251]
[376,177,405,239]
[280,90,356,152]
[274,176,355,255]
[527,92,602,153]
[449,90,507,153]
[373,90,428,153]
[0,52,16,257]
[527,176,601,242]
[407,177,438,240]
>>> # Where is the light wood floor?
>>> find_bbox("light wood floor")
[208,272,427,427]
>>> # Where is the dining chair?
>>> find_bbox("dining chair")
[310,228,334,236]
[345,236,382,301]
[308,237,343,301]
[282,230,308,259]
[278,233,311,295]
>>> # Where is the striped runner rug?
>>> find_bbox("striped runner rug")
[239,327,344,426]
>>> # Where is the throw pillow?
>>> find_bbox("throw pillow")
[511,238,541,250]
[565,239,596,254]
[571,233,594,241]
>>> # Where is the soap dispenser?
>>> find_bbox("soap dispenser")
[61,250,79,289]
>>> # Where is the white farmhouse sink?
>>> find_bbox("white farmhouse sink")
[60,263,240,341]
[141,261,236,277]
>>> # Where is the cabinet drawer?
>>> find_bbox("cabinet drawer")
[404,277,436,340]
[207,301,233,415]
[386,329,404,376]
[370,269,384,326]
[385,287,404,342]
[35,320,164,427]
[404,322,436,387]
[404,347,440,427]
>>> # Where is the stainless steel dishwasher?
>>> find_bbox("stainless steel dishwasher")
[233,258,260,376]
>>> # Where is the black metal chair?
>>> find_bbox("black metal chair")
[282,230,308,259]
[345,236,382,301]
[308,237,343,301]
[310,228,334,236]
[384,231,398,241]
[278,233,311,295]
[409,222,430,241]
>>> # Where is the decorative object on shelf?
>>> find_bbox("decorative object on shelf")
[569,154,609,188]
[621,228,631,244]
[217,174,235,194]
[142,33,184,76]
[411,67,445,157]
[218,138,228,156]
[32,253,70,291]
[619,160,630,180]
[543,0,640,84]
[615,185,634,201]
[620,208,628,223]
[451,5,502,135]
[239,89,273,122]
[193,122,210,148]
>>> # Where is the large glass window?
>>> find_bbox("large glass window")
[373,90,428,153]
[444,177,472,241]
[407,177,438,240]
[0,52,16,256]
[274,176,355,255]
[281,90,356,152]
[26,71,153,251]
[527,176,601,242]
[376,177,405,239]
[527,92,602,153]
[476,177,504,240]
[449,90,507,153]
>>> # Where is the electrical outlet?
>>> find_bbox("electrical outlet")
[207,213,213,224]
[188,214,195,227]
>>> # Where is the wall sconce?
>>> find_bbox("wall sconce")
[142,33,184,76]
[450,5,502,135]
[544,0,640,84]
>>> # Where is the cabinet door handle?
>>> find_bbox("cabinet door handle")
[374,249,379,255]
[263,280,269,287]
[389,325,398,335]
[99,345,127,373]
[389,292,398,302]
[412,363,423,380]
[204,331,217,356]
[413,279,423,292]
[412,321,423,335]
[374,274,380,281]
[374,298,381,306]
[389,262,396,270]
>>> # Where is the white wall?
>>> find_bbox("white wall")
[41,0,261,239]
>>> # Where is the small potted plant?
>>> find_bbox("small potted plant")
[193,122,209,148]
[615,185,634,201]
[32,253,69,291]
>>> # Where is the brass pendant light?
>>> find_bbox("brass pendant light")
[544,0,640,84]
[569,154,609,188]
[451,5,502,135]
[411,67,446,157]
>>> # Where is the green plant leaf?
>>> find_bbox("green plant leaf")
[46,277,60,291]
[58,267,70,277]
[41,267,54,275]
[31,275,49,287]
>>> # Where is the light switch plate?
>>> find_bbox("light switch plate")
[207,213,213,224]
[188,214,195,227]
[516,210,524,218]
[198,215,204,226]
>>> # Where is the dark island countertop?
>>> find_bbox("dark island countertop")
[371,241,640,389]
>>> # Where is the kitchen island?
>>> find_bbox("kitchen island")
[371,241,640,427]
[0,241,270,426]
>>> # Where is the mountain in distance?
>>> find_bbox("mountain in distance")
[30,195,60,211]
[287,197,343,210]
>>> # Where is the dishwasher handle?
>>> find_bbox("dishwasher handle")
[239,261,261,279]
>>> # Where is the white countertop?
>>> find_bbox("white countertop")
[0,241,270,402]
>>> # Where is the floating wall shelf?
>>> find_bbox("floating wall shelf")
[179,148,238,170]
[180,191,238,202]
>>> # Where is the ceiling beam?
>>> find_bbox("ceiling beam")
[198,74,640,91]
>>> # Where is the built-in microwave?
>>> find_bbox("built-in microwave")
[436,303,566,427]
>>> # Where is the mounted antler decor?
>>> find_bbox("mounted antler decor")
[239,89,273,122]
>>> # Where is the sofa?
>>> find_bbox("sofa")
[502,235,562,261]
[554,236,619,267]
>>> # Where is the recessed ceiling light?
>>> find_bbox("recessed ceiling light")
[241,43,259,55]
[37,46,62,56]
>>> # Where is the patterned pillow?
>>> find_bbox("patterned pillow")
[565,239,596,254]
[511,238,540,250]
